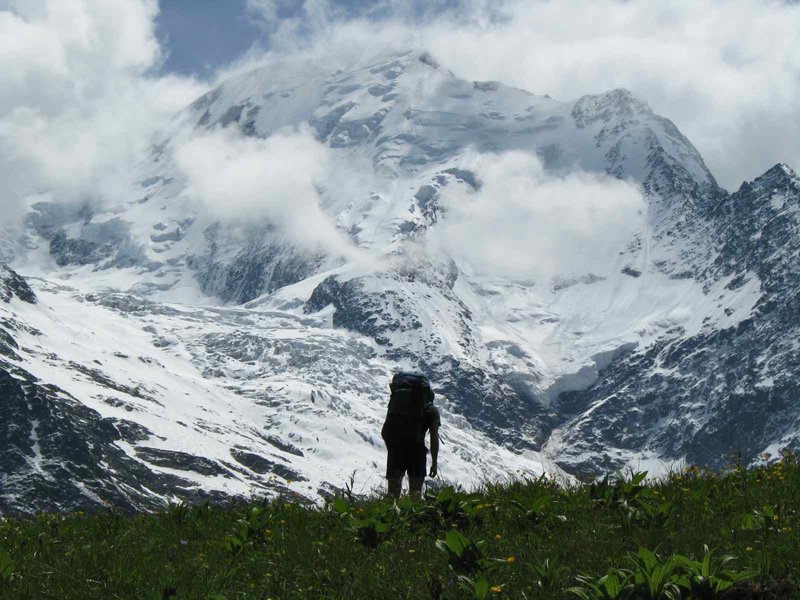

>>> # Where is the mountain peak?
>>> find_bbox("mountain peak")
[763,162,796,178]
[743,162,800,193]
[604,87,642,103]
[572,87,651,123]
[773,162,798,180]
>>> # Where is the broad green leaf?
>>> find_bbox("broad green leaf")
[332,497,348,515]
[603,572,621,596]
[0,552,14,581]
[474,577,490,599]
[445,529,470,557]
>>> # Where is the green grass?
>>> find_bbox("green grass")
[1,456,799,599]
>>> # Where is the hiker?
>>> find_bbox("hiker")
[381,371,440,499]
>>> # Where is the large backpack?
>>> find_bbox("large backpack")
[381,372,434,446]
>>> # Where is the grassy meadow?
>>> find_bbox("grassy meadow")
[1,456,798,599]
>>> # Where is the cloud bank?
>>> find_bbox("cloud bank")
[173,126,360,260]
[0,0,203,230]
[433,152,645,281]
[246,0,800,190]
[1,0,797,280]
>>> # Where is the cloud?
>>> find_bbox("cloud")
[0,0,204,233]
[432,152,646,281]
[246,0,800,190]
[2,0,797,276]
[420,0,800,190]
[172,126,369,263]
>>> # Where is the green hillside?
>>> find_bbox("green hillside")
[1,456,798,599]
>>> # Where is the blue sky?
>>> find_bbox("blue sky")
[156,0,266,76]
[155,0,469,76]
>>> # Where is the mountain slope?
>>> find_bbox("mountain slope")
[1,264,547,514]
[1,50,798,513]
[549,164,800,474]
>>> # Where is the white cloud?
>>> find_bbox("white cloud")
[420,0,800,190]
[433,152,645,280]
[2,0,797,275]
[172,126,368,263]
[246,0,283,22]
[247,0,800,190]
[245,0,337,45]
[0,0,204,229]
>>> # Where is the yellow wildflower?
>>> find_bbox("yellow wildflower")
[506,556,516,563]
[495,534,502,541]
[491,585,503,593]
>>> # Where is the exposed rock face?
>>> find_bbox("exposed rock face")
[0,362,236,515]
[1,265,36,304]
[189,224,319,304]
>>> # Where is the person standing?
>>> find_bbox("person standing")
[381,372,440,499]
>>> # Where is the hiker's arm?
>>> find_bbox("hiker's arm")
[429,427,439,477]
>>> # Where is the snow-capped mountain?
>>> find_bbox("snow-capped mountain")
[2,50,797,514]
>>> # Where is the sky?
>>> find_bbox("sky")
[156,0,264,77]
[152,0,800,193]
[1,0,799,270]
[155,0,473,76]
